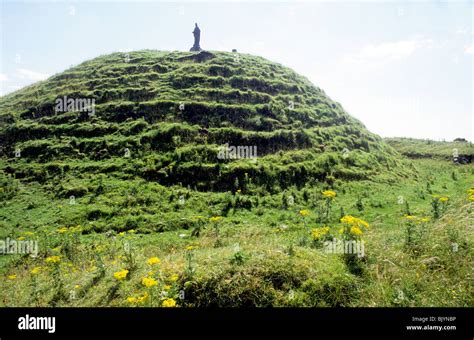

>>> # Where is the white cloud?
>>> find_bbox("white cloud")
[342,38,433,67]
[16,68,50,81]
[455,28,474,36]
[0,73,8,82]
[360,41,417,60]
[455,28,468,35]
[464,45,474,54]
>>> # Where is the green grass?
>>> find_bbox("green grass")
[0,158,472,307]
[0,50,472,307]
[385,137,473,160]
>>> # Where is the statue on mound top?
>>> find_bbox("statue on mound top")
[190,23,202,52]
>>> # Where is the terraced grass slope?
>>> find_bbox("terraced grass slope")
[0,50,403,192]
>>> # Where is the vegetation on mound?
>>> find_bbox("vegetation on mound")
[385,137,474,160]
[1,50,405,193]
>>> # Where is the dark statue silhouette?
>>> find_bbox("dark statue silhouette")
[190,23,202,51]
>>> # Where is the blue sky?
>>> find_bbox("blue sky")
[1,0,472,141]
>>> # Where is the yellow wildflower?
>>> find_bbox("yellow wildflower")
[169,274,179,282]
[162,298,177,307]
[311,226,330,240]
[113,269,129,281]
[45,256,61,264]
[17,236,25,241]
[128,229,136,234]
[141,277,158,287]
[341,215,370,229]
[57,227,68,234]
[341,215,355,225]
[404,215,417,221]
[299,210,310,217]
[185,245,194,251]
[118,232,126,237]
[147,257,161,266]
[30,267,42,275]
[358,219,369,229]
[209,216,222,222]
[322,190,336,199]
[350,226,363,236]
[164,285,171,291]
[439,197,449,203]
[137,292,149,303]
[127,296,137,304]
[7,274,16,280]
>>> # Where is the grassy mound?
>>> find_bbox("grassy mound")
[1,50,402,192]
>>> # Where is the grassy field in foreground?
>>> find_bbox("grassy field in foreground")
[1,158,472,307]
